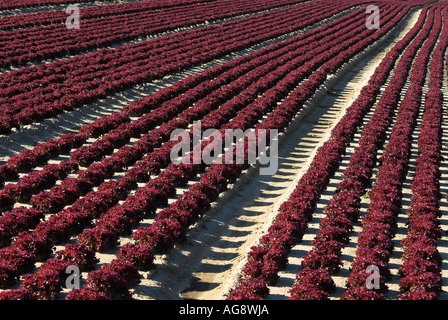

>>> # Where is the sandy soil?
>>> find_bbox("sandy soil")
[0,4,365,301]
[267,8,425,300]
[122,8,424,300]
[4,3,447,302]
[0,4,358,164]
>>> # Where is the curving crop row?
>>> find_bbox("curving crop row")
[0,3,408,300]
[68,3,409,300]
[0,0,214,11]
[0,0,310,68]
[0,0,362,134]
[0,4,374,217]
[0,0,369,185]
[0,0,443,302]
[0,3,393,299]
[227,4,437,300]
[0,2,374,224]
[397,6,448,301]
[341,4,443,300]
[0,0,235,30]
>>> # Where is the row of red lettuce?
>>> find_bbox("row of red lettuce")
[0,2,401,300]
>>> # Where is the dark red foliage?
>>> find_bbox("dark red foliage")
[345,271,388,293]
[116,243,155,271]
[398,290,438,300]
[314,225,351,244]
[99,260,141,287]
[0,206,44,235]
[189,182,220,202]
[20,269,63,300]
[399,272,442,293]
[300,250,342,275]
[258,230,296,251]
[231,278,270,298]
[11,231,53,262]
[103,204,144,226]
[65,287,111,300]
[340,287,385,300]
[54,244,98,271]
[400,240,442,267]
[157,208,197,228]
[95,214,133,235]
[132,218,185,253]
[77,227,119,253]
[289,284,329,300]
[34,216,72,244]
[0,265,19,288]
[226,291,264,300]
[247,244,288,270]
[0,191,14,212]
[0,289,37,300]
[85,269,131,299]
[241,260,281,285]
[0,247,35,275]
[350,256,391,280]
[294,269,336,293]
[58,207,94,233]
[398,257,440,277]
[309,238,344,256]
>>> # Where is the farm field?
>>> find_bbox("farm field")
[0,0,447,303]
